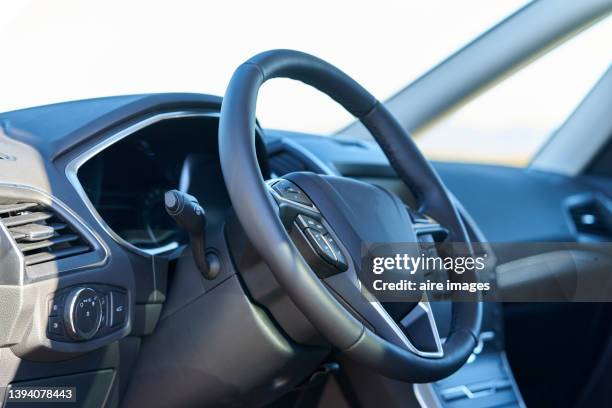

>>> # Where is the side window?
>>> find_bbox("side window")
[414,16,612,167]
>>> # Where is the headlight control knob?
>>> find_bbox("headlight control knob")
[64,287,102,340]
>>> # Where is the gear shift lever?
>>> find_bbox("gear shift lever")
[164,190,220,280]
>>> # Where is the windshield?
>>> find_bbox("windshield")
[1,0,528,134]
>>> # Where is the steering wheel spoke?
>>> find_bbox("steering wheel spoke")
[324,268,444,358]
[399,299,444,357]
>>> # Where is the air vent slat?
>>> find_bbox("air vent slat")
[0,200,92,267]
[9,231,26,240]
[9,223,55,241]
[0,202,38,215]
[49,222,67,232]
[18,234,79,252]
[24,245,91,266]
[2,211,53,227]
[9,223,66,240]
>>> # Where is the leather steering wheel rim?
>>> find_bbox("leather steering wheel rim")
[219,49,482,382]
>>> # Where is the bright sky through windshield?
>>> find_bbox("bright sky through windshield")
[0,0,528,134]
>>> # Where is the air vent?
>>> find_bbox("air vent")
[268,150,310,177]
[0,202,92,266]
[568,198,612,237]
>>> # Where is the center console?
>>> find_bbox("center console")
[414,321,526,408]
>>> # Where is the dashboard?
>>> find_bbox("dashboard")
[0,94,321,406]
[1,93,610,407]
[76,113,269,254]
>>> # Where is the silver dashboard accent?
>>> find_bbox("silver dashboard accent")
[65,110,219,257]
[0,214,25,285]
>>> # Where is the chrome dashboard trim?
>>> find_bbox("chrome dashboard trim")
[65,110,219,258]
[0,209,25,285]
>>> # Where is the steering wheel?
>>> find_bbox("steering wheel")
[219,50,481,382]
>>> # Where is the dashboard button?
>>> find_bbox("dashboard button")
[48,315,64,337]
[296,214,326,233]
[98,293,109,329]
[324,235,348,271]
[75,301,98,334]
[48,294,64,317]
[304,228,337,265]
[110,291,127,328]
[64,287,103,340]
